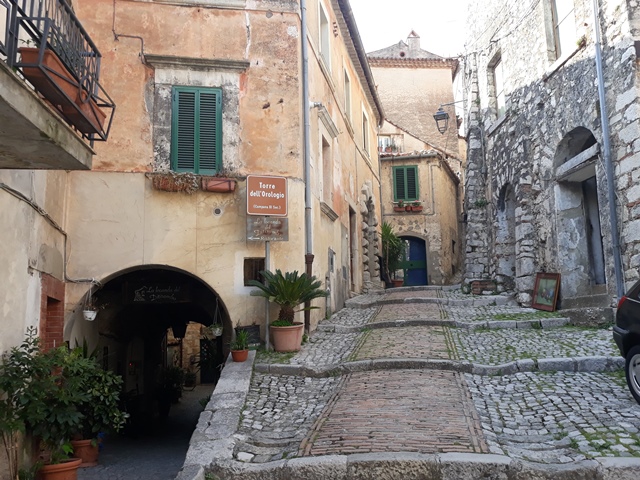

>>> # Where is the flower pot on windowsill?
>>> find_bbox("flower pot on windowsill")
[405,206,412,211]
[201,177,236,193]
[411,206,423,213]
[393,206,406,213]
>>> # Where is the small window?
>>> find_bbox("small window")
[393,166,419,201]
[171,86,222,174]
[492,58,505,117]
[362,112,369,154]
[322,136,332,203]
[344,70,351,121]
[244,258,265,286]
[552,0,576,58]
[319,4,331,70]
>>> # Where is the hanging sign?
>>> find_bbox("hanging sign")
[247,175,287,216]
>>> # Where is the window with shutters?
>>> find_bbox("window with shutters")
[171,86,222,174]
[393,166,419,202]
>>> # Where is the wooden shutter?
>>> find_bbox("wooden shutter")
[171,87,222,174]
[393,166,419,201]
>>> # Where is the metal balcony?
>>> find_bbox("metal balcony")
[1,0,114,144]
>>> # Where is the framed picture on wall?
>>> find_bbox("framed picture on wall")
[532,272,561,312]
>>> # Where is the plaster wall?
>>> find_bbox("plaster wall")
[372,66,459,156]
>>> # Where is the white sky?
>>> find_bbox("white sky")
[349,0,468,58]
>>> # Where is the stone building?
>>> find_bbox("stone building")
[370,33,463,284]
[0,0,383,458]
[462,0,640,315]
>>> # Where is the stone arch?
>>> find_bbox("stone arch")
[68,265,231,430]
[553,127,606,304]
[495,183,517,291]
[359,181,381,292]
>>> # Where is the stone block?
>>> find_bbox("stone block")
[283,455,348,480]
[346,452,440,480]
[537,358,573,372]
[439,453,511,480]
[599,457,640,480]
[574,356,608,372]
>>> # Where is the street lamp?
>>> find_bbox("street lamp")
[433,107,449,134]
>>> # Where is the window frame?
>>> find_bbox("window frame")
[344,69,352,122]
[319,2,331,71]
[362,110,370,156]
[170,86,222,175]
[551,0,576,59]
[393,165,419,202]
[492,57,505,118]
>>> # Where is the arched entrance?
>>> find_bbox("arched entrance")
[554,127,606,303]
[399,236,428,286]
[71,266,231,434]
[495,183,516,290]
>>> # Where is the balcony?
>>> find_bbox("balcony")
[0,0,115,169]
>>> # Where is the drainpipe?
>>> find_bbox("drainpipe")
[301,0,314,333]
[592,0,624,299]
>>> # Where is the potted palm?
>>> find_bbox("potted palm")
[229,330,249,362]
[248,270,328,352]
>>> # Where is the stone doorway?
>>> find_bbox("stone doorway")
[495,183,516,291]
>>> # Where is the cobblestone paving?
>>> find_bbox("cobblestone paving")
[291,331,361,366]
[444,304,558,322]
[371,303,442,322]
[353,326,452,360]
[322,306,378,327]
[236,374,340,463]
[302,370,488,456]
[452,327,619,364]
[466,371,640,463]
[383,290,441,301]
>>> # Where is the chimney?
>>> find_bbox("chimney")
[407,31,420,55]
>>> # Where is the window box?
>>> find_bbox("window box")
[19,47,79,107]
[201,177,236,193]
[411,205,423,213]
[393,206,406,213]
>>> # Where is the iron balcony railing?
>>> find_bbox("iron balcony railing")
[1,0,114,141]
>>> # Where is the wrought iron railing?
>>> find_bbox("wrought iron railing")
[1,0,114,141]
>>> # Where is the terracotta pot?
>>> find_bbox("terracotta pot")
[392,279,404,288]
[393,206,405,212]
[270,323,304,352]
[70,439,98,467]
[62,90,107,134]
[201,177,236,193]
[411,206,423,212]
[231,349,248,362]
[37,458,82,480]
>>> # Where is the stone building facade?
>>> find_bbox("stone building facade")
[370,32,463,285]
[462,0,640,312]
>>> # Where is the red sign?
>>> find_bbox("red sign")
[247,175,287,216]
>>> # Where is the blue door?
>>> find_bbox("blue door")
[399,237,428,286]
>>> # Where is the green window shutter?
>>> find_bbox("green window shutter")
[393,166,419,201]
[171,87,222,174]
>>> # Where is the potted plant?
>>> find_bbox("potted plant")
[381,222,404,288]
[0,328,96,479]
[70,344,128,467]
[411,201,423,212]
[393,200,405,213]
[248,270,328,352]
[156,366,184,419]
[230,330,249,362]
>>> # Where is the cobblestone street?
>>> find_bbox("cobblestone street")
[228,286,637,472]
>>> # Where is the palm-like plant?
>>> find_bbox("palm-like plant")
[248,269,328,325]
[381,221,404,283]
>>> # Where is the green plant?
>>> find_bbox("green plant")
[412,201,421,206]
[198,395,211,409]
[0,328,116,471]
[230,330,249,351]
[472,198,489,208]
[397,200,404,207]
[248,270,328,326]
[381,221,404,282]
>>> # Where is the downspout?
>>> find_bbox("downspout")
[592,0,624,299]
[301,0,314,333]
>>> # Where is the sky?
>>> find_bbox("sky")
[349,0,468,58]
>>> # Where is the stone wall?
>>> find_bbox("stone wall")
[463,0,640,305]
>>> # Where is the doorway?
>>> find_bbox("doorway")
[399,236,428,286]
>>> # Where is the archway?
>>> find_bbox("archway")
[70,266,231,434]
[554,127,605,301]
[495,183,516,290]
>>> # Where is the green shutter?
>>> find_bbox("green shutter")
[393,166,419,201]
[171,87,222,174]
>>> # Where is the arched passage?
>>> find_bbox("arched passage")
[70,265,231,433]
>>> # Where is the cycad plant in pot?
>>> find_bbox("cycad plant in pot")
[229,330,249,362]
[248,269,328,352]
